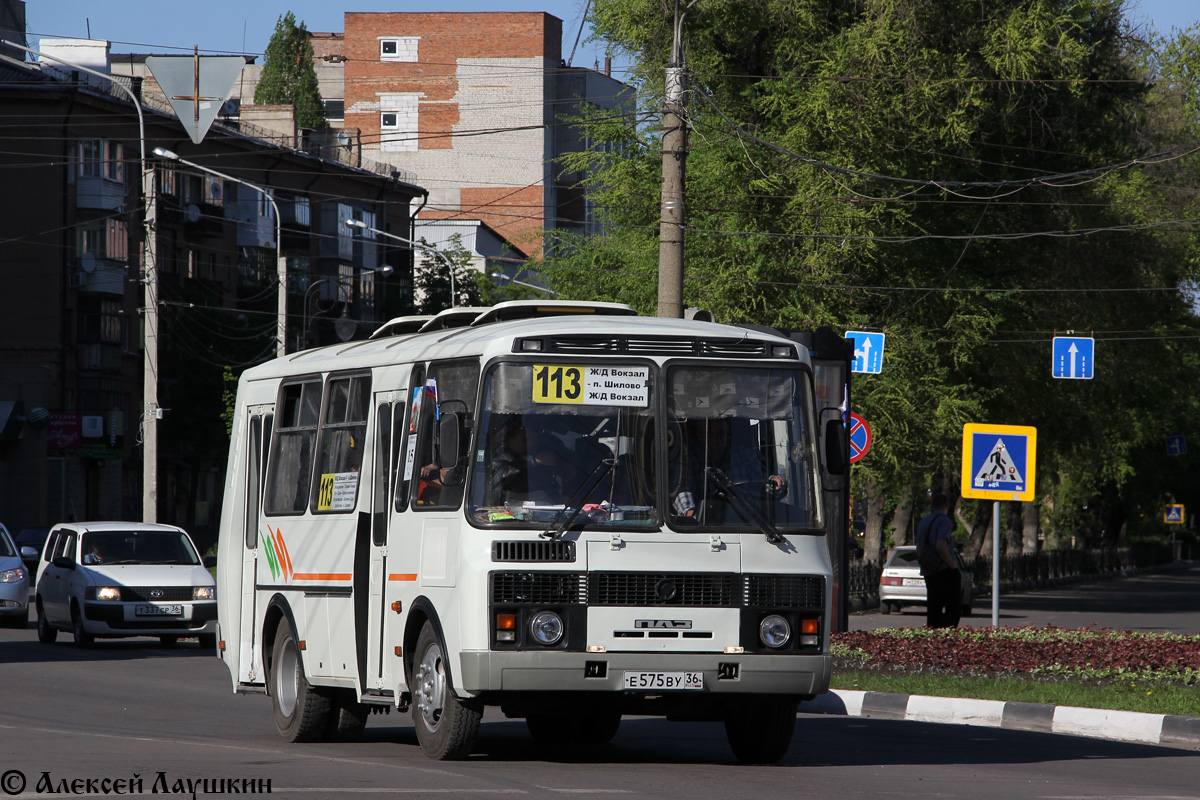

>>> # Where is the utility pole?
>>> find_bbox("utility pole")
[142,160,159,522]
[657,0,696,318]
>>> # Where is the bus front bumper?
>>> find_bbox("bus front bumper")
[458,651,832,696]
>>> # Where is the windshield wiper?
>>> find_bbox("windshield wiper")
[541,458,616,540]
[706,467,785,544]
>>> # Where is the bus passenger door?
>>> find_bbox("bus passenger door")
[239,410,271,684]
[362,392,400,695]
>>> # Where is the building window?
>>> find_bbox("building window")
[379,94,419,152]
[323,100,344,121]
[76,140,125,182]
[338,263,354,303]
[77,219,128,262]
[379,36,419,62]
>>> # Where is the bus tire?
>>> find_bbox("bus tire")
[325,689,369,742]
[412,621,481,760]
[271,618,331,742]
[724,698,797,764]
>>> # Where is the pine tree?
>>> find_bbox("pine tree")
[255,12,324,129]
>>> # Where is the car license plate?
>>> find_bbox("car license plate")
[135,604,183,616]
[623,671,704,690]
[902,578,924,587]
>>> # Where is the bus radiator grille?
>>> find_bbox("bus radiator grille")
[491,540,577,563]
[743,575,825,609]
[589,572,738,607]
[490,571,587,604]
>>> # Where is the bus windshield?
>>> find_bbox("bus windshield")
[469,362,658,529]
[467,361,823,534]
[665,365,823,533]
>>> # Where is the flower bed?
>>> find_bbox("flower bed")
[831,626,1200,685]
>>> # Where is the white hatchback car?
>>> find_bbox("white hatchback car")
[34,522,216,648]
[878,545,973,617]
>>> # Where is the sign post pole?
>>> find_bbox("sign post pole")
[992,500,1000,628]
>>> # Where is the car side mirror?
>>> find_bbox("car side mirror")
[824,418,847,475]
[203,555,217,569]
[437,412,461,470]
[20,546,38,560]
[52,555,76,571]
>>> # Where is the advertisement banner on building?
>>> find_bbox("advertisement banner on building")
[47,412,81,450]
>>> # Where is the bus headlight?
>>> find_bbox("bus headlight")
[758,615,791,648]
[529,611,564,646]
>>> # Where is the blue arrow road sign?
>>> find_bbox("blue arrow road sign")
[1052,336,1094,379]
[846,331,885,374]
[1167,435,1187,456]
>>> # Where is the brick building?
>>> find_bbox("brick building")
[342,12,631,256]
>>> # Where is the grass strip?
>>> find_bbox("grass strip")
[831,669,1200,717]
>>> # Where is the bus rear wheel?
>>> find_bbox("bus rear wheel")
[412,621,481,760]
[724,699,797,764]
[271,618,331,742]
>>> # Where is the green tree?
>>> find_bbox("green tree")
[255,12,324,129]
[413,235,483,314]
[545,0,1200,557]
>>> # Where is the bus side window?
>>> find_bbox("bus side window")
[413,359,479,511]
[245,416,262,548]
[265,380,321,515]
[372,402,391,546]
[395,365,425,512]
[312,374,371,513]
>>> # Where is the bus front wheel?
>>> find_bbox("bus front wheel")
[724,698,797,764]
[271,618,331,742]
[412,621,481,760]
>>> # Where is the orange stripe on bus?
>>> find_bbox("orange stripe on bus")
[388,573,418,582]
[290,573,352,581]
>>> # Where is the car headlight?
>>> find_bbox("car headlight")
[759,614,791,649]
[529,610,564,646]
[96,586,122,601]
[193,586,215,601]
[0,568,24,583]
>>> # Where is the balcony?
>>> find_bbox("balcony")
[76,176,126,211]
[74,261,126,296]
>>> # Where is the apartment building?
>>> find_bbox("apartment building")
[0,35,422,544]
[342,12,631,256]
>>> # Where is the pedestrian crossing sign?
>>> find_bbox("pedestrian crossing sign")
[960,423,1037,502]
[1165,504,1185,525]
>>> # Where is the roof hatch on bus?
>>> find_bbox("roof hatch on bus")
[470,300,637,326]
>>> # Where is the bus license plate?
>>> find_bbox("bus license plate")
[135,604,183,616]
[623,671,704,690]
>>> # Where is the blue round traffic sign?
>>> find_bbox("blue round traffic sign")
[848,413,872,464]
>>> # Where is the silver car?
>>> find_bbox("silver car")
[878,545,973,616]
[34,522,217,647]
[0,523,30,628]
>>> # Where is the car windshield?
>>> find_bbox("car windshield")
[80,531,201,565]
[468,362,658,529]
[666,365,823,533]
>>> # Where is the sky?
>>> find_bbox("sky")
[23,0,1200,76]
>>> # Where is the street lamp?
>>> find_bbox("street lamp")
[490,271,555,295]
[345,219,456,307]
[152,147,287,359]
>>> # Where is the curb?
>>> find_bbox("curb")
[799,689,1200,750]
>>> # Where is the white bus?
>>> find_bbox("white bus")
[216,301,845,763]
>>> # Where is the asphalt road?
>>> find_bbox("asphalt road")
[853,561,1200,634]
[1,568,1198,798]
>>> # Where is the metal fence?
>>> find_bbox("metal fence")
[848,545,1172,598]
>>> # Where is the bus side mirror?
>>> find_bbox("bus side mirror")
[437,412,461,470]
[824,418,847,475]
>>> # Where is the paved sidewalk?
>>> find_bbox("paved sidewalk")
[799,689,1200,750]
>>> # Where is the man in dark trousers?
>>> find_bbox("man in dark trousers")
[915,492,962,628]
